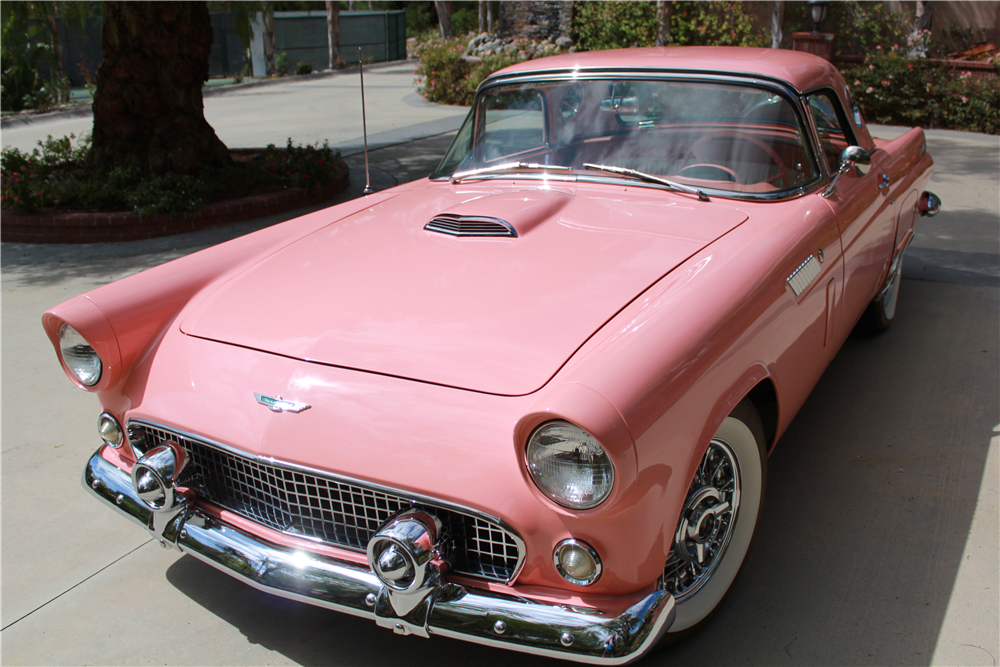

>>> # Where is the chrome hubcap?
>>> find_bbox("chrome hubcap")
[660,439,741,601]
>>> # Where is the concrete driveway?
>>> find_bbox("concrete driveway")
[2,66,997,666]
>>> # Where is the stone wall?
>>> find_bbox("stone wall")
[496,1,573,41]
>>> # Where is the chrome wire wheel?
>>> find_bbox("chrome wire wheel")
[660,439,741,602]
[661,400,766,634]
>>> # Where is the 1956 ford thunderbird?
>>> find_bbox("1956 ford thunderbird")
[44,47,940,664]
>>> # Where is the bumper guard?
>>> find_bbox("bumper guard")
[83,446,675,664]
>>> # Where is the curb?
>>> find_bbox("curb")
[1,171,349,244]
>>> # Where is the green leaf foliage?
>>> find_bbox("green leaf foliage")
[845,49,1000,134]
[1,135,346,216]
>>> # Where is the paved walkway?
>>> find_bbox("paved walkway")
[1,60,469,157]
[1,64,998,667]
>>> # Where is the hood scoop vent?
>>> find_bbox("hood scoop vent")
[425,214,517,238]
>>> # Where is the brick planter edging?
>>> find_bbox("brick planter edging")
[1,172,349,244]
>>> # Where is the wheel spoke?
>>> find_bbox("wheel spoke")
[659,438,742,601]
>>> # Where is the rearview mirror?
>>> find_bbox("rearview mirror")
[599,96,639,114]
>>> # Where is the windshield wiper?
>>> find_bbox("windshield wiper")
[451,162,572,183]
[583,163,710,202]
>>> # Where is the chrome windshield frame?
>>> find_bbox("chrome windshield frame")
[430,68,826,202]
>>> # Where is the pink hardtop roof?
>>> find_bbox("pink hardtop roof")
[488,46,847,95]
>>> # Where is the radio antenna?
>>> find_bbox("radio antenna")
[359,48,373,195]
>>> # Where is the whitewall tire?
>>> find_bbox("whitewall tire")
[661,399,766,633]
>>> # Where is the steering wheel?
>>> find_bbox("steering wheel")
[683,130,789,189]
[676,163,742,184]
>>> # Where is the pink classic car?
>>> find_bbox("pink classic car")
[45,47,939,663]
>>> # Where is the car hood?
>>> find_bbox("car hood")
[181,184,746,395]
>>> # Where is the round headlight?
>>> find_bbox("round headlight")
[526,421,614,510]
[58,323,102,386]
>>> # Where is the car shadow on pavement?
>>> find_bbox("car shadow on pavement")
[161,279,997,667]
[163,556,553,667]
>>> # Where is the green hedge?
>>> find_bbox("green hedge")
[414,38,522,106]
[411,1,999,133]
[1,135,346,215]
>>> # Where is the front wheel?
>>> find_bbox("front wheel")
[660,399,766,634]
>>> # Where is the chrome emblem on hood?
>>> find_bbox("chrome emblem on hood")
[255,393,311,413]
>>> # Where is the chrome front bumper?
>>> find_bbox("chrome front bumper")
[83,447,675,664]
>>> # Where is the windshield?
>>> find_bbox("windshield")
[433,77,820,197]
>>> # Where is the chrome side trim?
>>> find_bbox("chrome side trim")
[786,255,822,296]
[83,447,675,665]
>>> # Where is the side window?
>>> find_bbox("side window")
[806,91,857,174]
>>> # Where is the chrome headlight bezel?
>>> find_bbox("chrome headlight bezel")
[525,421,615,510]
[553,538,603,586]
[58,323,103,387]
[98,413,124,448]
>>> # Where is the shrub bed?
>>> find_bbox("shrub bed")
[844,48,1000,134]
[412,1,998,133]
[1,135,349,216]
[413,37,524,106]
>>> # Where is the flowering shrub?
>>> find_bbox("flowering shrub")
[1,135,347,216]
[414,37,522,106]
[845,48,1000,134]
[669,1,768,48]
[1,134,90,210]
[261,139,341,190]
[828,1,910,56]
[573,1,766,51]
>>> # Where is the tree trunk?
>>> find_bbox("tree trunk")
[479,0,485,34]
[910,1,932,57]
[264,8,276,76]
[655,1,671,47]
[326,0,340,69]
[770,1,784,49]
[487,1,493,33]
[44,15,69,104]
[90,1,230,175]
[435,1,453,39]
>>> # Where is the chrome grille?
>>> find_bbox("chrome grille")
[129,422,523,582]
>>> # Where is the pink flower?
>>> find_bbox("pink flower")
[866,86,874,94]
[962,96,969,103]
[876,45,882,50]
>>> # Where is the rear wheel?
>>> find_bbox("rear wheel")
[660,400,766,635]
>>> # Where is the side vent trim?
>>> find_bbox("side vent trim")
[787,255,821,297]
[425,214,518,238]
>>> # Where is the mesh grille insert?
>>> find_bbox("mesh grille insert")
[130,422,522,582]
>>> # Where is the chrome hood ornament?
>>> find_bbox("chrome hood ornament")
[255,393,311,413]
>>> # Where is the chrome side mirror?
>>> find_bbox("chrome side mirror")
[839,145,871,169]
[822,146,871,198]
